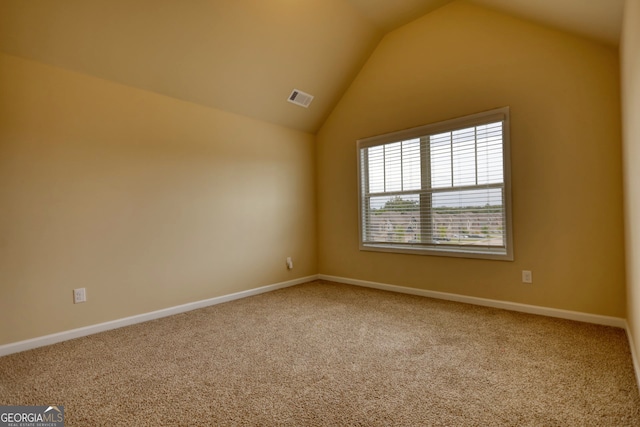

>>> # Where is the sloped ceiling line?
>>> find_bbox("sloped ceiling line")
[0,0,623,133]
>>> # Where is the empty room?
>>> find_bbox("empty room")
[2,0,640,425]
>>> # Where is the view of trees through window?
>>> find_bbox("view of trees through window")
[367,195,505,247]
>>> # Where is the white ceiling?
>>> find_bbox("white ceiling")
[0,0,625,133]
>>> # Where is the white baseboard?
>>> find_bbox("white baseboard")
[318,274,627,328]
[0,275,318,357]
[625,322,640,391]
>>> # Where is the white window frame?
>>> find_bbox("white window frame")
[357,107,513,261]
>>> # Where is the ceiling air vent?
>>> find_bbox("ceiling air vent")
[287,89,314,108]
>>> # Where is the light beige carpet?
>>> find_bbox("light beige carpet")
[1,280,639,426]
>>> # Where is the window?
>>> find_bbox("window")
[357,107,513,260]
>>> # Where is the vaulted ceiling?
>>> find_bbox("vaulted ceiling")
[347,0,624,44]
[0,0,624,133]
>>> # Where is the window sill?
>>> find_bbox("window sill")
[360,242,514,261]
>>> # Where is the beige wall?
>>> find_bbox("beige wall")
[622,0,640,359]
[317,0,626,316]
[0,53,317,345]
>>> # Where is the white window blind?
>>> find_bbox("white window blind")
[357,107,513,260]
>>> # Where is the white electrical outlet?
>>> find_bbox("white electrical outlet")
[286,257,293,270]
[73,288,87,304]
[522,270,533,284]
